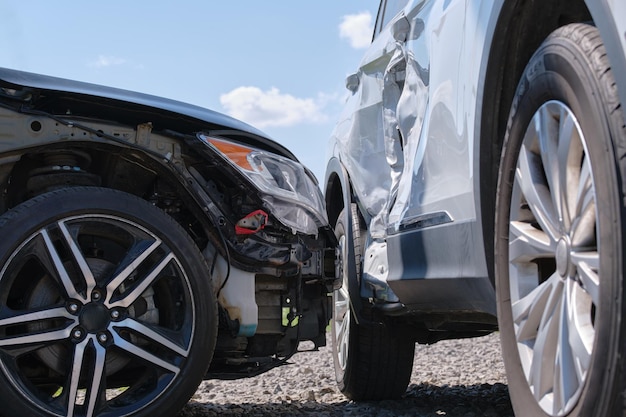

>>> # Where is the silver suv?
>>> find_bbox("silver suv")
[324,1,626,416]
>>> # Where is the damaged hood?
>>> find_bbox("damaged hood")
[0,67,298,161]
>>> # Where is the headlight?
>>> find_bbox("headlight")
[198,133,328,235]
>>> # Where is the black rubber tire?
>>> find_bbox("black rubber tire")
[495,24,626,417]
[0,187,218,417]
[331,204,415,401]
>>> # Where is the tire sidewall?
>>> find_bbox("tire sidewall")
[0,187,217,417]
[330,208,357,392]
[496,26,624,417]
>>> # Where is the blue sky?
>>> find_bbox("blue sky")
[0,1,380,183]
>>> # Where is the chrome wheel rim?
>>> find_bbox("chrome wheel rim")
[333,234,350,372]
[508,101,598,416]
[0,214,195,417]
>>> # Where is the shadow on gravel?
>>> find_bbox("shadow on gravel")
[178,382,514,417]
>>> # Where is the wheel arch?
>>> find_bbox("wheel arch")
[478,0,593,282]
[324,156,354,229]
[324,156,371,323]
[0,142,216,253]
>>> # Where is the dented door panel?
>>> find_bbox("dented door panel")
[330,0,502,286]
[390,0,471,230]
[332,0,496,236]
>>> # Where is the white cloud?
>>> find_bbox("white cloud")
[339,12,373,49]
[220,86,328,128]
[88,55,127,68]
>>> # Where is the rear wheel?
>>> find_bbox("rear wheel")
[495,24,626,417]
[331,204,415,401]
[0,187,217,417]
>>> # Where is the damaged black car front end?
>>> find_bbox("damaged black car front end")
[0,67,337,417]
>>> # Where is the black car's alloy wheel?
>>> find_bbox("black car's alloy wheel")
[0,187,217,417]
[496,24,626,417]
[331,204,414,401]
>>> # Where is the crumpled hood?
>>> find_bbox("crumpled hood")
[0,67,298,161]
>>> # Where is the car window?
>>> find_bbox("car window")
[374,0,409,37]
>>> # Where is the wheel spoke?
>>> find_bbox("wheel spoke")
[509,221,555,263]
[107,252,174,309]
[114,317,189,356]
[571,251,599,305]
[565,280,593,375]
[64,336,106,417]
[512,274,561,344]
[575,153,593,216]
[59,220,97,299]
[527,277,563,402]
[570,164,596,248]
[337,307,350,369]
[555,106,578,229]
[333,284,351,371]
[334,287,349,320]
[41,229,85,302]
[105,239,162,305]
[517,142,560,242]
[85,342,107,417]
[0,307,76,347]
[111,330,180,374]
[554,281,582,414]
[536,105,568,229]
[66,338,89,417]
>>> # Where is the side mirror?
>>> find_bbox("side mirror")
[345,73,360,93]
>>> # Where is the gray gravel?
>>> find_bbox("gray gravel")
[178,332,513,417]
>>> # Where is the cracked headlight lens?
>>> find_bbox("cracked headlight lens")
[198,134,327,235]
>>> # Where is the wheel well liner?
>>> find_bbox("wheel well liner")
[1,143,216,254]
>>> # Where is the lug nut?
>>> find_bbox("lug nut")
[98,333,108,343]
[92,291,101,301]
[68,303,79,313]
[72,328,83,339]
[111,310,120,320]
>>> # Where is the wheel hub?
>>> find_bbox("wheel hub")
[80,303,111,333]
[556,237,571,278]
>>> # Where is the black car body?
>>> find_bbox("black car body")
[0,67,337,417]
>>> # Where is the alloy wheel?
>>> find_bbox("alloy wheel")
[507,100,597,415]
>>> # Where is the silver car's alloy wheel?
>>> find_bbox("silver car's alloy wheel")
[497,23,626,417]
[333,234,350,372]
[508,101,596,415]
[329,203,414,401]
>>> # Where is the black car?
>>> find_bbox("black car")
[0,67,337,417]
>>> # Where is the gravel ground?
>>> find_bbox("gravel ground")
[178,332,513,417]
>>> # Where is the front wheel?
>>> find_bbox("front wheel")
[331,204,415,401]
[495,24,626,417]
[0,187,218,417]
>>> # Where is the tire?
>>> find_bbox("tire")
[495,24,626,417]
[0,187,218,417]
[331,204,415,401]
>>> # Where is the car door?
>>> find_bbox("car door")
[388,0,470,231]
[334,0,474,234]
[332,0,418,238]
